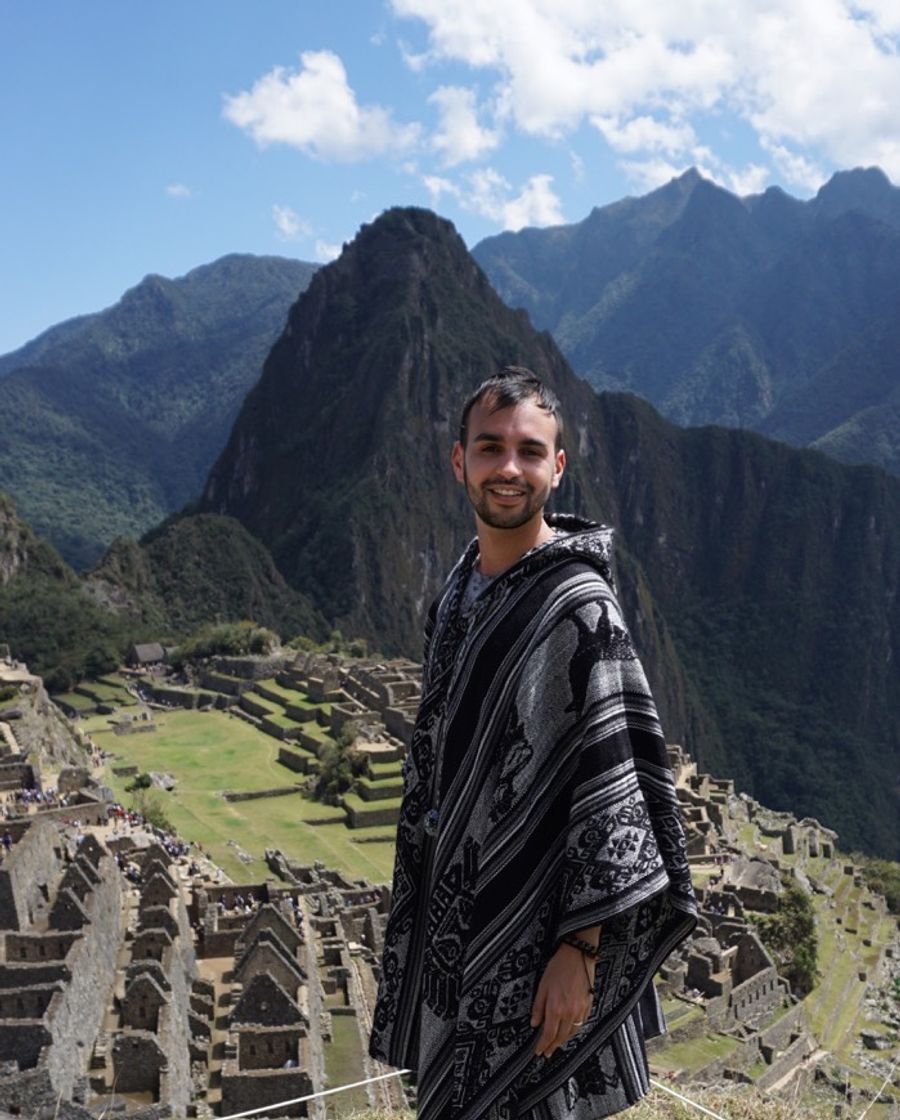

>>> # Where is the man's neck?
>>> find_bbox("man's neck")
[476,516,555,578]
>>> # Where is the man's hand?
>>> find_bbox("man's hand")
[530,942,595,1058]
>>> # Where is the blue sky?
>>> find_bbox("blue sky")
[2,0,900,354]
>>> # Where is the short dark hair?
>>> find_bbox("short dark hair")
[458,366,564,449]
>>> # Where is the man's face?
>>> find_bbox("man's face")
[451,397,565,531]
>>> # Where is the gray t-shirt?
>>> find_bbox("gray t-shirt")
[460,564,494,615]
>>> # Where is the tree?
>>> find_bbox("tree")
[752,880,819,996]
[311,721,366,805]
[128,785,173,832]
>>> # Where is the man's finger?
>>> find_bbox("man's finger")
[534,1007,562,1056]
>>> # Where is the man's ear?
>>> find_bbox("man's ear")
[451,440,465,483]
[551,448,566,489]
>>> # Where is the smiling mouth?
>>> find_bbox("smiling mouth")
[487,487,526,498]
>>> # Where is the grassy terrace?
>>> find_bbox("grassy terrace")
[652,1031,741,1074]
[256,677,306,704]
[240,690,280,714]
[94,708,396,884]
[54,691,97,713]
[263,712,304,730]
[369,759,402,777]
[342,791,403,817]
[78,681,133,704]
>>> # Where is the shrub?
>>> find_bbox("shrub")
[751,880,819,996]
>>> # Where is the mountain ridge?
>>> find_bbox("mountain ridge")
[0,253,318,567]
[472,167,900,476]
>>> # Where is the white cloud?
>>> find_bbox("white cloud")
[503,173,565,229]
[422,174,460,204]
[315,239,342,262]
[165,183,192,198]
[391,0,900,184]
[272,204,311,240]
[464,168,564,229]
[724,163,770,197]
[224,49,420,162]
[761,141,827,193]
[618,157,699,193]
[569,149,586,184]
[429,85,499,165]
[594,115,698,157]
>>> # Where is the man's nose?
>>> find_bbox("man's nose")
[492,450,528,477]
[496,452,524,477]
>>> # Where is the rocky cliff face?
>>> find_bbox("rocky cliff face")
[197,206,900,856]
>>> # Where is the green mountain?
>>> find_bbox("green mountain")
[0,254,317,568]
[85,514,325,639]
[0,491,324,690]
[472,167,900,477]
[197,206,900,858]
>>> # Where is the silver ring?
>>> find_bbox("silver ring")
[572,1020,584,1027]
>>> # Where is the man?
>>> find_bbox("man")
[370,367,696,1119]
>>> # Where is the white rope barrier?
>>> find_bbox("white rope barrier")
[217,1069,410,1120]
[216,1065,739,1120]
[856,1052,900,1120]
[649,1077,730,1119]
[214,1059,900,1120]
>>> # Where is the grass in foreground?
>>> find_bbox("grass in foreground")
[339,1083,834,1120]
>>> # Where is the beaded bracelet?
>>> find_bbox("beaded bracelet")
[560,934,602,960]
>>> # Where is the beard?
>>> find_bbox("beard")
[463,468,552,530]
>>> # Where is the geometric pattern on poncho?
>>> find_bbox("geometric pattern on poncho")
[370,515,697,1120]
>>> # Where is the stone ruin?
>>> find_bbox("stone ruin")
[0,648,895,1115]
[648,745,889,1098]
[188,859,405,1118]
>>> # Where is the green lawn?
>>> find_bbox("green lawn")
[323,1015,369,1116]
[97,708,396,884]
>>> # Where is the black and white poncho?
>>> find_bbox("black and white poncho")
[369,515,697,1120]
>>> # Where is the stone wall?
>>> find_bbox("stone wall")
[4,932,78,963]
[44,851,123,1096]
[756,1031,818,1090]
[111,1031,165,1094]
[278,747,312,774]
[731,968,781,1027]
[0,760,37,791]
[0,1020,51,1067]
[0,820,62,931]
[224,786,302,802]
[220,1063,312,1117]
[238,1026,303,1068]
[342,801,401,829]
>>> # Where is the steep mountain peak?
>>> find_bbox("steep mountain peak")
[199,204,585,646]
[812,166,900,227]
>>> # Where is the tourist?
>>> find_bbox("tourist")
[369,367,697,1120]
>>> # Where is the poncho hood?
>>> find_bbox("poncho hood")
[455,511,617,597]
